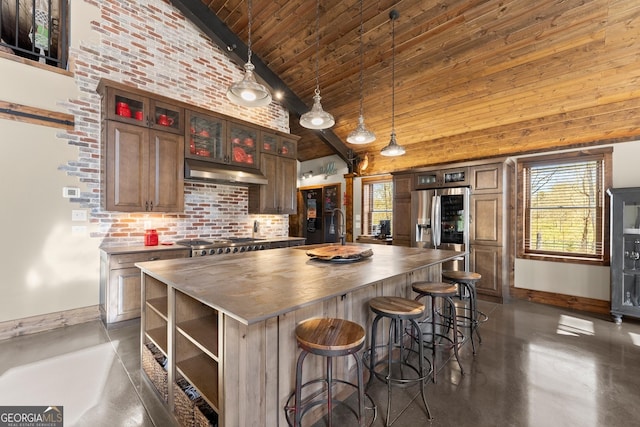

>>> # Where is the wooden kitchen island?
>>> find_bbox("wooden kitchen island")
[136,243,463,427]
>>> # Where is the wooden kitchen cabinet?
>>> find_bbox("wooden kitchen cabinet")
[104,121,184,212]
[248,134,298,214]
[99,247,189,324]
[260,131,297,158]
[470,163,503,194]
[99,80,185,212]
[468,161,513,303]
[100,83,184,135]
[392,173,414,246]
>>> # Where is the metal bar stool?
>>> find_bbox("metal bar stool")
[412,281,465,383]
[284,317,375,427]
[364,296,432,426]
[442,270,488,354]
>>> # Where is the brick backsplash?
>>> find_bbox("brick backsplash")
[60,0,292,247]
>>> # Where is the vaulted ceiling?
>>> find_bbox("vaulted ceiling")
[171,0,640,175]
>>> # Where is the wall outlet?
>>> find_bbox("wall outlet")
[72,210,87,221]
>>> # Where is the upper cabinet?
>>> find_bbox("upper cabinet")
[260,132,297,159]
[103,122,184,212]
[103,85,184,135]
[248,132,298,214]
[99,80,185,212]
[186,110,226,162]
[186,111,262,170]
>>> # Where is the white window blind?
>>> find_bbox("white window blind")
[522,156,605,260]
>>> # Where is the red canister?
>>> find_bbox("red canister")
[144,229,159,246]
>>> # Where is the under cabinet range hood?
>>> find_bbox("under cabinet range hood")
[184,159,268,185]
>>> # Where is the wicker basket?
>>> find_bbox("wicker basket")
[173,380,195,427]
[193,398,217,427]
[141,343,168,402]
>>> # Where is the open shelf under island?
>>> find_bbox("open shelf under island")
[136,243,464,427]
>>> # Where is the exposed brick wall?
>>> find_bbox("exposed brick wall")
[61,0,291,247]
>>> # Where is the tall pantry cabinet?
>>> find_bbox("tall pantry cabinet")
[469,161,514,303]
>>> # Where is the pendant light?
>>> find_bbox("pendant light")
[346,0,375,144]
[300,0,335,130]
[380,10,405,157]
[227,0,272,107]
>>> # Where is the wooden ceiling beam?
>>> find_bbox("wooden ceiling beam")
[168,0,352,167]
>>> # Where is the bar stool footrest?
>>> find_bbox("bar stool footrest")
[284,378,377,427]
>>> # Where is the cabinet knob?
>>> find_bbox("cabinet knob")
[149,201,153,211]
[149,257,159,261]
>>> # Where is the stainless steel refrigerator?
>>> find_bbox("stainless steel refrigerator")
[411,187,470,271]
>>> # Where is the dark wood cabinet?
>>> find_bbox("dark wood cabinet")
[392,173,414,246]
[104,121,184,212]
[469,162,512,303]
[248,139,297,215]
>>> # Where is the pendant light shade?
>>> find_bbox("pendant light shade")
[300,88,335,129]
[300,0,334,130]
[380,131,405,156]
[347,115,376,144]
[347,0,375,144]
[380,9,405,157]
[227,0,272,108]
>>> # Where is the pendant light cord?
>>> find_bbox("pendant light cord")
[247,0,253,63]
[391,10,396,133]
[358,0,364,116]
[314,0,320,93]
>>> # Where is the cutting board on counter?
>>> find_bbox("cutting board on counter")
[306,245,373,261]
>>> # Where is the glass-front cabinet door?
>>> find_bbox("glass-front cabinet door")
[609,187,640,324]
[228,122,259,169]
[150,99,183,134]
[260,131,297,158]
[186,111,226,162]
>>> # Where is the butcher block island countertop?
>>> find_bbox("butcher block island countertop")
[136,244,463,427]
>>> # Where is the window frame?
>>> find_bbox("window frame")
[361,175,393,236]
[516,148,611,266]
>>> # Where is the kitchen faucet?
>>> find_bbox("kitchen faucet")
[329,208,346,245]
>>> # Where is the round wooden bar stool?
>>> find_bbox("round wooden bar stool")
[364,296,432,426]
[442,270,487,354]
[284,317,375,427]
[412,282,465,383]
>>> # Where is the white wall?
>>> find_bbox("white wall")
[0,58,96,320]
[514,139,640,301]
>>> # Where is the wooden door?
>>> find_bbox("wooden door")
[105,121,148,211]
[392,174,414,246]
[148,130,184,212]
[278,157,297,214]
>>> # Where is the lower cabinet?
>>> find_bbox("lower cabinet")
[470,245,504,301]
[100,248,189,324]
[141,274,221,427]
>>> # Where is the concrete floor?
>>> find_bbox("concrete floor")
[0,299,639,427]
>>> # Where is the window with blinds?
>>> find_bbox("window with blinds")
[362,177,393,236]
[518,149,611,264]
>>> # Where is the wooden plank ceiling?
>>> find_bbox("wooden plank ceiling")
[188,0,640,175]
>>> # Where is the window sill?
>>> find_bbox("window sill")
[517,253,609,267]
[0,51,72,77]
